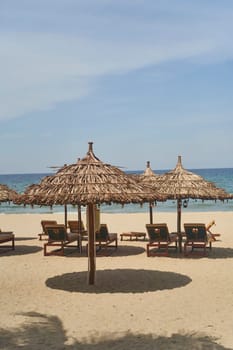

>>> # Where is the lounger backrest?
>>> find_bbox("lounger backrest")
[146,224,170,242]
[184,223,207,242]
[68,220,85,233]
[45,224,67,241]
[96,224,109,241]
[41,220,57,234]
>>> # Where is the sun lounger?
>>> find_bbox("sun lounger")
[184,223,213,256]
[95,224,118,250]
[0,230,15,251]
[86,224,118,254]
[39,220,57,240]
[68,220,88,239]
[146,223,178,256]
[43,224,81,256]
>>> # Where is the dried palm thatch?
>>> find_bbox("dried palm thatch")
[154,156,229,200]
[17,155,164,206]
[134,161,161,224]
[17,142,164,285]
[0,184,18,203]
[152,156,231,250]
[138,161,159,183]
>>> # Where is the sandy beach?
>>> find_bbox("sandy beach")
[0,210,233,349]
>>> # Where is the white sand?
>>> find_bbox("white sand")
[0,211,233,349]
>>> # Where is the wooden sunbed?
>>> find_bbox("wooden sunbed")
[0,231,15,251]
[146,223,178,256]
[43,224,80,256]
[184,223,213,256]
[39,220,57,240]
[86,224,118,255]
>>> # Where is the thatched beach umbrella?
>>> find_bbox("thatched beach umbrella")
[0,184,18,203]
[19,181,72,228]
[137,161,162,224]
[153,156,231,251]
[17,142,163,284]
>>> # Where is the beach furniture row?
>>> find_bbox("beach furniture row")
[145,222,218,257]
[42,220,117,256]
[0,219,218,256]
[40,219,219,257]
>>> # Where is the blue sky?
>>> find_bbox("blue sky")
[1,0,233,174]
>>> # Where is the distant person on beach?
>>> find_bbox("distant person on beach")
[206,220,221,241]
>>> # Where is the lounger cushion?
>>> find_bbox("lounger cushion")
[66,232,79,242]
[0,233,14,241]
[108,233,118,241]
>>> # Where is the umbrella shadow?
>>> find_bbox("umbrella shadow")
[0,245,42,256]
[202,247,233,259]
[0,311,231,350]
[105,245,145,256]
[66,245,145,258]
[170,247,233,260]
[146,247,233,260]
[15,237,37,241]
[68,246,233,260]
[45,269,191,293]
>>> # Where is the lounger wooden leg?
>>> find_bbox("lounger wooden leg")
[77,235,82,253]
[61,242,65,256]
[44,243,47,256]
[147,244,150,257]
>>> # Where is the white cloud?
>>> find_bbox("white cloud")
[1,2,233,121]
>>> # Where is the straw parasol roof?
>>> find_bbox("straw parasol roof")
[152,156,231,250]
[136,161,161,224]
[0,184,18,203]
[17,142,164,284]
[138,161,159,183]
[17,153,163,207]
[154,156,229,200]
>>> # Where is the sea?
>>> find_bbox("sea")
[0,168,233,214]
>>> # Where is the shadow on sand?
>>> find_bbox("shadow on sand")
[46,268,191,293]
[147,247,233,260]
[0,312,231,350]
[197,247,233,259]
[65,244,145,258]
[15,237,37,241]
[0,245,42,256]
[65,245,233,259]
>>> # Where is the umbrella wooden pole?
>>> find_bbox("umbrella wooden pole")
[87,203,96,285]
[77,205,82,253]
[177,199,182,252]
[149,203,153,224]
[64,204,67,228]
[78,205,82,232]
